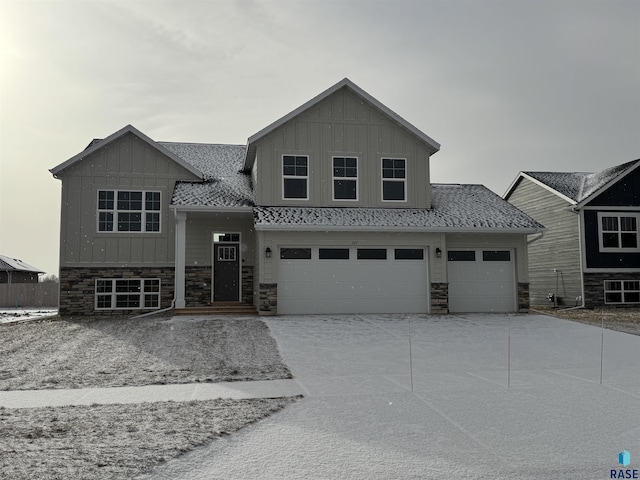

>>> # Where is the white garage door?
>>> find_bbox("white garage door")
[447,249,516,313]
[278,247,429,314]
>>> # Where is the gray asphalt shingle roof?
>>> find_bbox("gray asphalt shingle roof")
[0,255,44,273]
[253,185,543,231]
[155,142,543,231]
[160,142,255,208]
[523,159,639,203]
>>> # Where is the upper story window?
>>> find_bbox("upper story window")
[282,155,308,200]
[98,190,161,233]
[381,158,406,202]
[332,157,358,201]
[598,213,639,251]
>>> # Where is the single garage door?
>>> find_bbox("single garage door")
[278,246,429,314]
[447,249,516,313]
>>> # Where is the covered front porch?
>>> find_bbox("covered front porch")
[172,208,256,310]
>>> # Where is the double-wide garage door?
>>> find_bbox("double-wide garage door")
[277,247,429,314]
[447,249,516,313]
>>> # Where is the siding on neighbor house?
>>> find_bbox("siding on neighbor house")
[253,87,433,209]
[583,210,640,270]
[581,166,640,271]
[57,133,200,267]
[507,177,582,306]
[585,165,640,207]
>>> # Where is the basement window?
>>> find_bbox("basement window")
[604,280,640,304]
[95,278,161,310]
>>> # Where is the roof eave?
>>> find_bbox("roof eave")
[254,224,543,233]
[170,205,254,213]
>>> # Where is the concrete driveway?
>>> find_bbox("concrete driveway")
[141,313,640,479]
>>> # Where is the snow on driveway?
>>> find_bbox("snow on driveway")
[140,314,640,480]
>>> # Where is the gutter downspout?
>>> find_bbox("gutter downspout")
[573,206,586,308]
[130,298,175,319]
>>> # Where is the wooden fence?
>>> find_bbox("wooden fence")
[0,283,58,308]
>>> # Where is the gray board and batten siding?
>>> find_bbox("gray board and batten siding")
[252,86,434,209]
[55,132,200,267]
[506,176,582,306]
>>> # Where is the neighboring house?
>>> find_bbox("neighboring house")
[0,255,44,284]
[50,78,542,316]
[504,159,640,308]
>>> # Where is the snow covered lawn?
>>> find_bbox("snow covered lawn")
[0,314,297,479]
[0,398,294,480]
[0,308,57,324]
[0,315,291,390]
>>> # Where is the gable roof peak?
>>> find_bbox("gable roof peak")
[50,124,203,179]
[244,78,440,169]
[504,158,640,205]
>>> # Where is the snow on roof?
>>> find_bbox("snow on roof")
[160,142,255,208]
[522,172,589,202]
[522,159,639,204]
[172,181,255,208]
[254,185,543,231]
[0,255,44,273]
[579,159,639,201]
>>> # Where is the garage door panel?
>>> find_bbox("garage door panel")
[448,249,515,313]
[278,248,429,314]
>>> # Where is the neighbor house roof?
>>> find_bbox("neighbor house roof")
[504,159,640,206]
[244,78,441,169]
[162,142,255,209]
[0,255,44,274]
[254,184,544,232]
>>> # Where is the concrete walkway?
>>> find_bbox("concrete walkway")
[0,379,305,409]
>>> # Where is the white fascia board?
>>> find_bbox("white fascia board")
[170,205,254,213]
[50,124,204,180]
[254,224,543,234]
[505,172,577,205]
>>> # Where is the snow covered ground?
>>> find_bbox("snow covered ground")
[141,313,640,480]
[0,308,57,324]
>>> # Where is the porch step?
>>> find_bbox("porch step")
[173,303,257,316]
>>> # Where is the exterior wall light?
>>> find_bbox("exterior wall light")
[265,247,272,258]
[435,247,442,258]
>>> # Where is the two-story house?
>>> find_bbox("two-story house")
[51,78,542,316]
[504,159,640,308]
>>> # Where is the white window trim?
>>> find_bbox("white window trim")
[95,278,161,310]
[381,158,408,203]
[282,155,309,201]
[97,190,162,234]
[604,280,640,304]
[597,212,640,252]
[331,156,359,202]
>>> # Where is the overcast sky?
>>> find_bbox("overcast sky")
[1,0,638,277]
